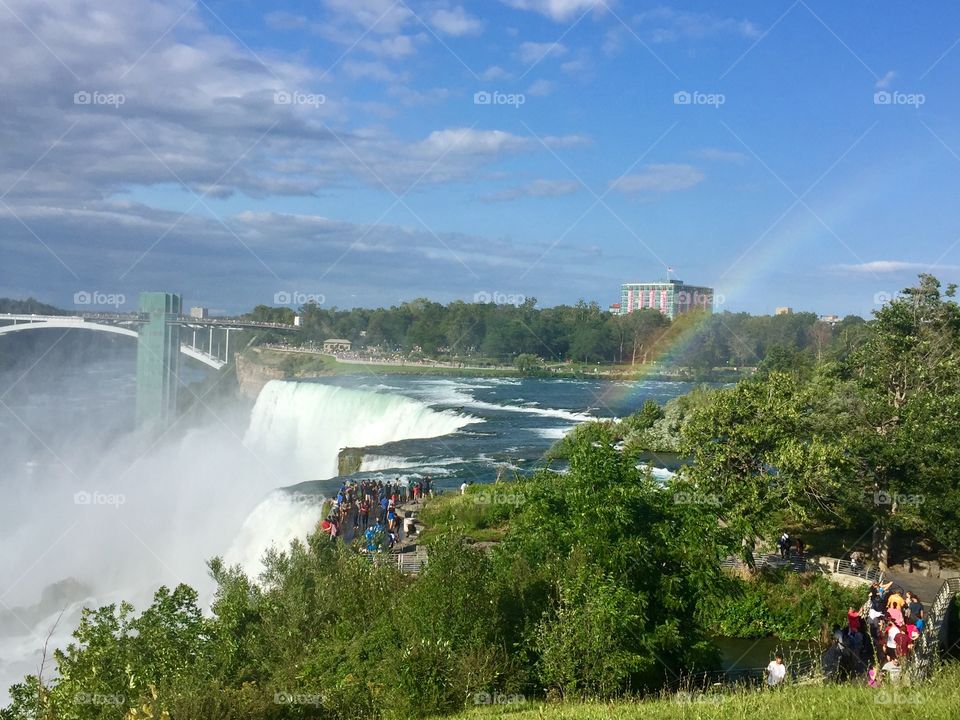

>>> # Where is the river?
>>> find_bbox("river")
[0,332,698,699]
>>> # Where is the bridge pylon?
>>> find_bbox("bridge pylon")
[136,292,182,428]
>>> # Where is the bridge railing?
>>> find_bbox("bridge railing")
[911,576,960,678]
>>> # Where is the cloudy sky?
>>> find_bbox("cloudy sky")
[2,0,960,315]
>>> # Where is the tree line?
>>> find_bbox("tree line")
[248,299,870,371]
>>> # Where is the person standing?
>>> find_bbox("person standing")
[765,655,786,687]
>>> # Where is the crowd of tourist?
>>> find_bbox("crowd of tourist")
[317,476,435,550]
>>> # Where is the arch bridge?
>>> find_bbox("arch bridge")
[0,292,297,427]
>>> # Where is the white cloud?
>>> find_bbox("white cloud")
[634,8,761,43]
[875,70,897,89]
[481,178,581,202]
[610,164,705,194]
[480,65,509,81]
[526,78,556,96]
[833,260,958,274]
[322,0,414,34]
[694,148,746,164]
[518,41,568,65]
[501,0,605,22]
[430,7,485,36]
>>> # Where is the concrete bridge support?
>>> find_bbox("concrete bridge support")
[135,292,182,428]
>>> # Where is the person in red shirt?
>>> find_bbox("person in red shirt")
[847,607,862,633]
[894,623,912,657]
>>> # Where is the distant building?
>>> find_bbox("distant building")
[615,279,714,320]
[775,306,794,315]
[189,306,208,319]
[819,314,841,324]
[608,303,621,314]
[322,338,352,353]
[293,315,302,327]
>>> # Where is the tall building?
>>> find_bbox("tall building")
[616,279,714,320]
[136,292,182,429]
[189,306,209,319]
[775,306,794,315]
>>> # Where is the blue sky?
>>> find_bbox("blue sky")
[2,0,960,315]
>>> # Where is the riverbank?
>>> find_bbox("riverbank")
[239,346,749,382]
[441,662,960,720]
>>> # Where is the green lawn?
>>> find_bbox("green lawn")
[445,664,960,720]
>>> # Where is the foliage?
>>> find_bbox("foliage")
[696,570,864,640]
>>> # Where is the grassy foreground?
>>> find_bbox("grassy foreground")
[446,664,960,720]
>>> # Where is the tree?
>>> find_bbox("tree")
[844,275,960,566]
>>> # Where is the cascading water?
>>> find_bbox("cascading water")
[0,377,475,701]
[243,380,476,479]
[224,380,476,574]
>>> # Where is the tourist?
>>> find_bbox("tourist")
[895,622,913,658]
[867,664,880,687]
[881,656,902,683]
[460,480,469,495]
[847,606,862,634]
[778,532,790,559]
[884,620,900,661]
[359,498,370,531]
[886,587,905,611]
[794,537,805,557]
[907,593,925,631]
[765,654,787,687]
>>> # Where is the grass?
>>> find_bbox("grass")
[444,663,960,720]
[417,490,513,544]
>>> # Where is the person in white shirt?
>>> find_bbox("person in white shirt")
[765,655,786,687]
[460,481,469,495]
[885,621,900,660]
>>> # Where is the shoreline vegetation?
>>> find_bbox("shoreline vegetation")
[2,276,959,720]
[239,345,748,382]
